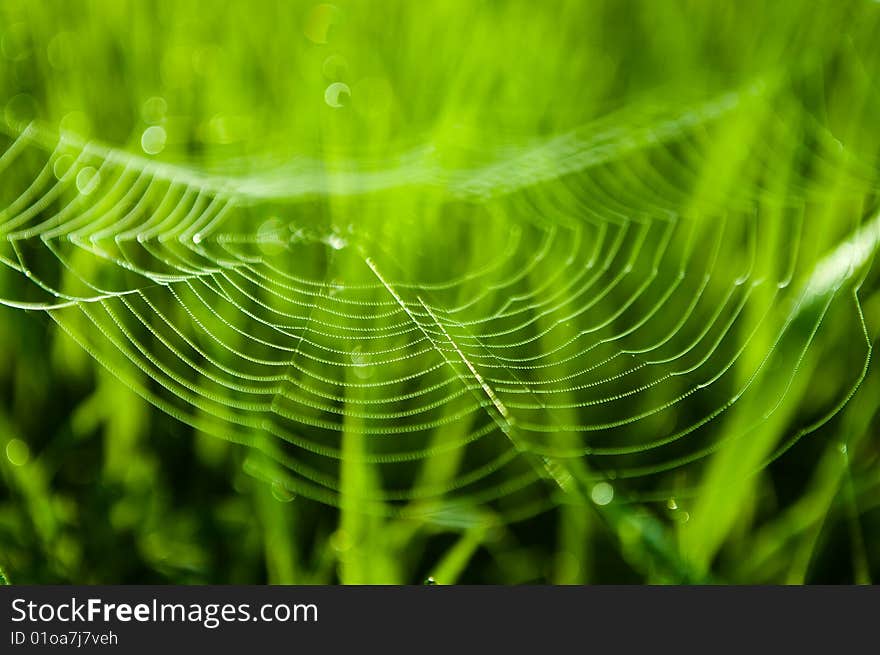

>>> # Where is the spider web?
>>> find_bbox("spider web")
[1,75,878,523]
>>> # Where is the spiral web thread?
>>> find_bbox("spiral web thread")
[0,74,878,523]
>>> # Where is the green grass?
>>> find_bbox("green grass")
[0,0,878,584]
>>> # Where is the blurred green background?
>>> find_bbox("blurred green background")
[0,0,879,584]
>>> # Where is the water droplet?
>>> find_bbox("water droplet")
[303,4,343,44]
[141,125,167,155]
[60,111,90,136]
[666,498,678,510]
[5,438,30,467]
[76,167,100,195]
[271,481,295,502]
[4,93,38,126]
[590,481,614,506]
[1,24,31,62]
[53,154,75,180]
[326,279,344,297]
[322,54,348,81]
[47,32,74,70]
[142,96,168,124]
[258,218,286,256]
[324,82,351,109]
[326,233,347,250]
[839,443,848,455]
[192,233,203,244]
[423,577,437,585]
[351,346,372,380]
